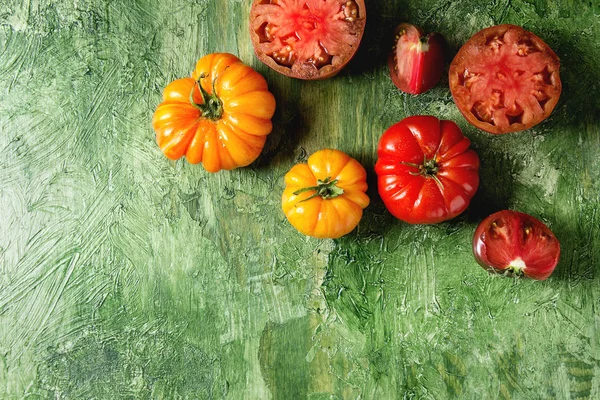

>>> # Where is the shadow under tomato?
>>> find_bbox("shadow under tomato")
[550,218,598,282]
[251,76,309,170]
[549,31,600,126]
[343,1,409,77]
[543,34,600,282]
[459,125,534,224]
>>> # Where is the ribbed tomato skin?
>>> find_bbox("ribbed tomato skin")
[282,149,370,238]
[152,53,276,172]
[375,116,479,224]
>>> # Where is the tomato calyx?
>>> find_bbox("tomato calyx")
[401,156,443,189]
[191,73,223,121]
[293,177,344,203]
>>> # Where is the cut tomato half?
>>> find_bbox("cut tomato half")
[449,24,561,134]
[472,210,560,280]
[249,0,366,80]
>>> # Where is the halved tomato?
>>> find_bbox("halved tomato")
[249,0,366,80]
[472,210,560,280]
[449,24,561,134]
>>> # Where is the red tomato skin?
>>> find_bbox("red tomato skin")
[472,210,560,280]
[375,116,480,224]
[388,23,446,94]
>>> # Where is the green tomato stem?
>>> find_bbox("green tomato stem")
[293,177,344,203]
[190,73,223,120]
[401,155,443,190]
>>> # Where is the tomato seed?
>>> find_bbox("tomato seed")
[486,36,504,53]
[308,43,332,67]
[462,71,480,89]
[342,1,359,21]
[264,24,273,41]
[516,39,537,57]
[491,90,504,108]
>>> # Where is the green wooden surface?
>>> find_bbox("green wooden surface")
[1,0,599,398]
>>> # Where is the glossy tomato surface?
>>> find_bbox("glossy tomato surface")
[473,210,560,280]
[375,116,479,224]
[282,149,369,238]
[152,53,276,172]
[249,0,366,80]
[388,23,445,94]
[449,24,561,134]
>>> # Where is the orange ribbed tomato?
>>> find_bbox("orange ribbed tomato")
[152,53,276,172]
[282,149,369,239]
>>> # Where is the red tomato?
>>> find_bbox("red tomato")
[472,210,560,280]
[388,23,445,94]
[449,24,561,134]
[375,116,480,224]
[249,0,366,80]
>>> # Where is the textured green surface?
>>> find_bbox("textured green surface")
[1,0,599,398]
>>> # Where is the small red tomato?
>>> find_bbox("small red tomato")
[473,210,560,280]
[388,23,445,94]
[375,116,479,224]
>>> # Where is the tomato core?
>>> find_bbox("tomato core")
[506,258,526,277]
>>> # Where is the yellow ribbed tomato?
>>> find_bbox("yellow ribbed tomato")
[152,53,276,172]
[282,149,370,239]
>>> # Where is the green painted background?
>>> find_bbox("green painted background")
[1,0,599,398]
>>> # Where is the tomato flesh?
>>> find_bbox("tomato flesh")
[449,24,561,134]
[388,23,445,94]
[472,210,560,280]
[250,0,366,79]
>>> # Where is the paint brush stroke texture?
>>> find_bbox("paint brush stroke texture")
[1,0,600,398]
